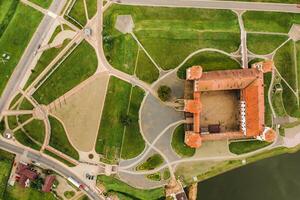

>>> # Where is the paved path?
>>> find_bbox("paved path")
[119,0,300,13]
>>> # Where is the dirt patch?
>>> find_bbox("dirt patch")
[201,90,240,132]
[51,72,109,152]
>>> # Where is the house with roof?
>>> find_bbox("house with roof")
[181,61,276,148]
[15,163,38,188]
[42,175,56,192]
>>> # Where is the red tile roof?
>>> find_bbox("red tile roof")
[42,175,56,192]
[186,66,202,80]
[184,132,202,148]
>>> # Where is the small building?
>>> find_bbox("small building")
[42,175,56,192]
[15,163,38,187]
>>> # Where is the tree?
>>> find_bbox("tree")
[0,120,5,132]
[120,114,132,126]
[30,177,44,190]
[157,85,172,102]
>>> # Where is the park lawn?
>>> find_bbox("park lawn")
[177,51,241,79]
[136,31,240,70]
[22,120,45,144]
[274,40,296,90]
[14,130,41,151]
[97,175,165,200]
[29,0,52,9]
[103,4,240,71]
[68,0,87,26]
[25,40,70,89]
[272,88,288,117]
[243,11,300,33]
[136,154,164,171]
[33,41,97,105]
[0,149,14,199]
[171,124,195,157]
[281,82,300,117]
[229,140,271,155]
[7,116,18,130]
[44,150,76,167]
[86,0,97,19]
[264,73,273,127]
[104,34,139,75]
[49,116,79,160]
[135,49,160,84]
[121,87,146,159]
[4,185,56,200]
[0,0,17,24]
[96,77,132,163]
[247,33,288,55]
[0,3,43,96]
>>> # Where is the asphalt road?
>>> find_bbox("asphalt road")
[0,0,66,117]
[120,0,300,13]
[0,139,103,200]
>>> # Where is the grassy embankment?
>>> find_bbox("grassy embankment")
[97,175,165,200]
[0,149,14,199]
[136,154,164,171]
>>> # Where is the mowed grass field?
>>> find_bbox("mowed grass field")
[247,34,288,55]
[0,3,43,95]
[103,4,240,73]
[95,77,145,163]
[33,41,97,105]
[0,150,14,199]
[97,175,165,200]
[68,0,87,26]
[243,11,300,33]
[177,51,241,79]
[49,116,79,160]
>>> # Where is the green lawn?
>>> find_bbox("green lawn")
[29,0,52,9]
[0,0,18,31]
[247,33,288,55]
[229,140,271,155]
[64,190,75,199]
[103,4,240,71]
[44,150,76,167]
[33,41,97,105]
[86,0,97,19]
[14,130,41,151]
[177,51,241,79]
[8,116,18,130]
[68,0,87,26]
[272,89,288,117]
[274,40,296,90]
[243,11,300,33]
[49,116,79,160]
[264,73,273,127]
[104,34,139,75]
[25,40,70,89]
[136,154,164,171]
[121,87,146,159]
[135,49,160,83]
[171,124,195,157]
[274,40,299,117]
[0,149,14,199]
[0,3,43,96]
[22,119,45,144]
[96,77,132,163]
[4,185,56,200]
[97,175,165,200]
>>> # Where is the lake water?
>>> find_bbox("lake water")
[198,151,300,200]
